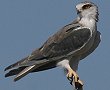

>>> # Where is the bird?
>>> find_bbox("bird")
[4,1,101,89]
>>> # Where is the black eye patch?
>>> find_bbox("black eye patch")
[82,4,92,10]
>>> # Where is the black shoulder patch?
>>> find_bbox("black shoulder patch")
[51,28,91,56]
[40,28,91,59]
[71,28,91,49]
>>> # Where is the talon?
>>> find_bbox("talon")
[67,73,73,81]
[66,68,83,89]
[74,74,79,83]
[70,80,73,85]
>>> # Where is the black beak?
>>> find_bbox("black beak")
[77,10,81,14]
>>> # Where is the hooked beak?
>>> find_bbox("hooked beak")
[77,9,81,14]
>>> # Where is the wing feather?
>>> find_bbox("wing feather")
[5,21,92,81]
[41,27,91,59]
[5,24,91,71]
[14,65,36,81]
[80,31,101,59]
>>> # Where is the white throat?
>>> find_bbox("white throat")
[79,17,96,33]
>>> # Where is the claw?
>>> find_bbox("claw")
[66,68,83,89]
[67,73,73,81]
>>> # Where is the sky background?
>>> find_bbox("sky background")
[0,0,110,90]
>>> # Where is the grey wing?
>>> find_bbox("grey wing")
[4,23,81,80]
[69,31,101,72]
[4,49,48,71]
[4,23,91,81]
[5,24,91,71]
[41,27,91,59]
[80,31,101,60]
[4,23,80,71]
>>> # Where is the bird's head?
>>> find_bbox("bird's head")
[76,1,99,21]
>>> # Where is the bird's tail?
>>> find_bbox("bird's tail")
[14,65,36,81]
[4,50,50,81]
[14,61,50,81]
[5,61,49,81]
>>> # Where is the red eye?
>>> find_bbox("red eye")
[82,4,92,9]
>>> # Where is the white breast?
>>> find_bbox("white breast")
[79,17,96,32]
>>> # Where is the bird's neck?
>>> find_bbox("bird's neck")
[79,16,97,31]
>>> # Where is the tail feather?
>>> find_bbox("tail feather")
[4,57,28,71]
[14,62,48,81]
[5,67,26,77]
[4,49,52,81]
[14,65,36,82]
[4,61,57,81]
[5,61,57,78]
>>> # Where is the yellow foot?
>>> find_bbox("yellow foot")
[66,68,83,89]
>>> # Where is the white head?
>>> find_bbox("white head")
[76,1,99,22]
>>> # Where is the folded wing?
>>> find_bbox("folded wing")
[5,23,92,81]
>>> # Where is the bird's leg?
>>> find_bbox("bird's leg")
[66,68,83,89]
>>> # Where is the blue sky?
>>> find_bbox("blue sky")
[0,0,110,90]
